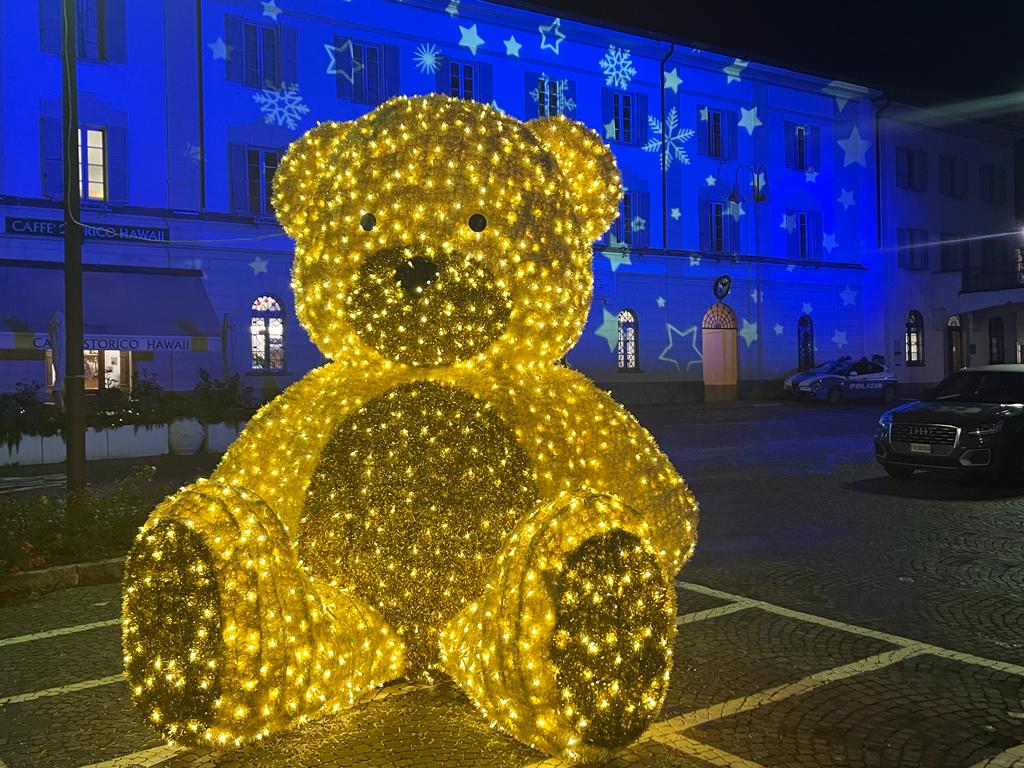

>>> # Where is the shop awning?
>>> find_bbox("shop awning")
[0,259,222,352]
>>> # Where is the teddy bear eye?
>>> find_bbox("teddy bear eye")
[468,213,487,232]
[360,213,377,231]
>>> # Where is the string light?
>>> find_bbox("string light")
[122,95,698,762]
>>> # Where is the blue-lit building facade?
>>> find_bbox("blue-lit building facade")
[0,0,1018,402]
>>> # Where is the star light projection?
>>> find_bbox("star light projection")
[122,95,698,764]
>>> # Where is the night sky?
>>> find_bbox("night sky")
[506,0,1024,111]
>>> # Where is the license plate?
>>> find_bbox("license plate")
[910,443,931,454]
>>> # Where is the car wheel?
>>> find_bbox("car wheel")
[882,463,915,480]
[882,385,897,404]
[827,386,842,405]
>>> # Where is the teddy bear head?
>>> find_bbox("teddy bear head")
[273,94,621,368]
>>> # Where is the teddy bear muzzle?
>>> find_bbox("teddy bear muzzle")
[344,246,514,366]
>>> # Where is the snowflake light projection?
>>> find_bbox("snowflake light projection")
[413,42,442,74]
[252,83,310,130]
[599,45,637,89]
[643,108,695,169]
[121,96,698,764]
[529,72,576,114]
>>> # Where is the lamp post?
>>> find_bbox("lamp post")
[726,165,768,386]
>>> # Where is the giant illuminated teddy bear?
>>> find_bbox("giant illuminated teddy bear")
[122,94,698,763]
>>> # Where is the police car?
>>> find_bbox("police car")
[796,357,899,404]
[783,357,851,395]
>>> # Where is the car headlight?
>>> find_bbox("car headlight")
[968,422,1003,435]
[878,412,893,428]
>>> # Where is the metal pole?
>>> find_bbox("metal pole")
[61,0,86,498]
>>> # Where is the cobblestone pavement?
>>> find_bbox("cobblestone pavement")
[3,400,1024,767]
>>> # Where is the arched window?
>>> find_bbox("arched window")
[701,302,736,330]
[989,317,1005,364]
[251,295,285,371]
[797,314,815,371]
[617,309,639,372]
[905,310,924,366]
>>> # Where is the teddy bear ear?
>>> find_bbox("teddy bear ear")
[526,115,623,242]
[273,120,354,238]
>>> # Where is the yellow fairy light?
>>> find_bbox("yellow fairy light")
[122,94,698,762]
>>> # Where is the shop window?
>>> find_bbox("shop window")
[905,310,924,366]
[896,228,929,270]
[784,122,820,172]
[526,72,576,118]
[699,199,740,255]
[225,15,297,88]
[989,317,1005,364]
[697,106,737,159]
[437,60,493,103]
[939,155,968,198]
[896,146,928,191]
[229,145,280,216]
[787,210,822,261]
[82,350,131,391]
[617,309,638,372]
[251,295,285,372]
[604,190,650,247]
[334,37,399,105]
[797,314,814,371]
[980,163,1008,204]
[39,0,126,62]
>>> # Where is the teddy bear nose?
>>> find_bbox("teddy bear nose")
[394,256,439,298]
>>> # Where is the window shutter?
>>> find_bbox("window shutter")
[225,14,243,82]
[435,59,451,96]
[697,106,708,156]
[810,212,823,259]
[104,0,126,62]
[524,72,539,119]
[808,125,821,171]
[243,24,260,87]
[335,35,354,99]
[39,0,61,53]
[280,24,297,85]
[106,125,128,203]
[637,192,650,246]
[634,92,649,146]
[786,211,798,259]
[784,122,795,169]
[564,79,576,116]
[918,232,930,270]
[475,62,493,104]
[228,142,248,213]
[698,200,711,252]
[601,89,615,138]
[382,44,399,100]
[726,209,740,253]
[724,109,738,160]
[40,117,63,199]
[896,148,908,188]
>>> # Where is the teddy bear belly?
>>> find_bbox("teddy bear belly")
[299,379,538,673]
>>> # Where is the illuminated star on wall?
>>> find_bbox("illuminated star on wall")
[207,37,231,60]
[325,40,363,82]
[723,58,748,84]
[840,286,857,306]
[823,232,838,253]
[261,0,282,21]
[446,0,459,15]
[837,188,856,210]
[822,80,870,111]
[659,323,702,370]
[458,24,485,55]
[538,17,565,54]
[705,175,717,187]
[802,302,814,315]
[738,106,762,135]
[503,35,522,56]
[595,308,620,352]
[248,256,268,275]
[664,67,682,93]
[838,126,871,167]
[773,323,784,335]
[689,255,701,266]
[657,296,666,307]
[600,235,632,272]
[670,207,681,220]
[833,329,848,348]
[603,119,617,140]
[805,167,819,183]
[739,319,758,347]
[780,214,795,233]
[699,106,709,122]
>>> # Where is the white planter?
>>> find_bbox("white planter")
[168,418,205,455]
[1,437,43,467]
[205,422,245,454]
[41,435,66,464]
[85,428,109,461]
[108,424,168,459]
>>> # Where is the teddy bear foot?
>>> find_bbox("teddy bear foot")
[440,492,677,763]
[122,480,404,747]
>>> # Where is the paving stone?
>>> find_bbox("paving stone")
[0,583,120,638]
[0,624,121,698]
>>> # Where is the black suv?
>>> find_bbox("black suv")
[875,364,1024,483]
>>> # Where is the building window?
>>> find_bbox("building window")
[905,310,924,366]
[896,146,928,191]
[617,309,639,372]
[699,199,740,255]
[527,73,575,118]
[39,0,126,62]
[602,90,646,145]
[980,163,1008,204]
[939,234,969,272]
[438,59,492,103]
[897,228,929,270]
[76,0,103,60]
[785,122,820,172]
[989,317,1005,364]
[698,106,736,159]
[797,314,814,371]
[77,127,106,201]
[939,155,968,198]
[335,38,398,105]
[225,16,296,89]
[605,190,650,247]
[787,210,822,261]
[228,144,280,216]
[251,295,285,371]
